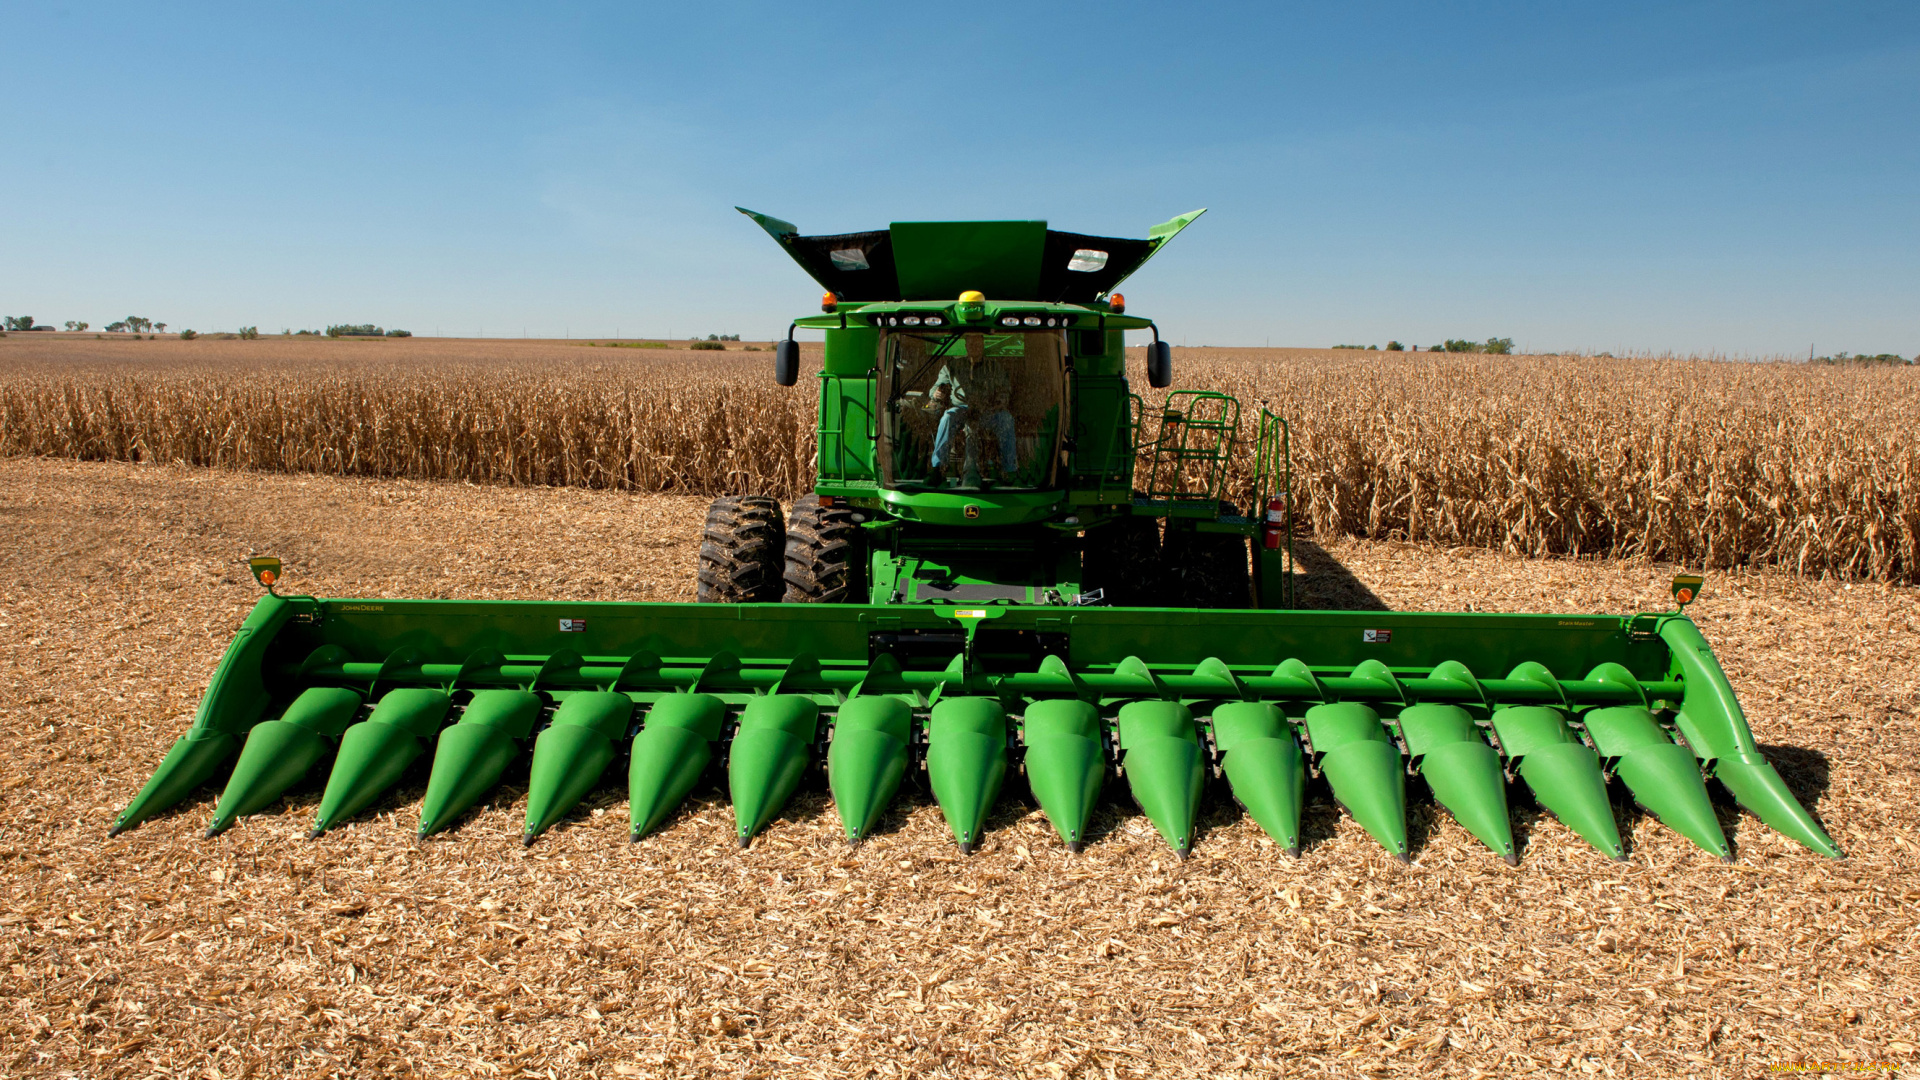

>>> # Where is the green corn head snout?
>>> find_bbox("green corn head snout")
[1305,702,1409,860]
[1583,706,1730,860]
[629,693,727,841]
[1117,700,1204,857]
[523,692,633,843]
[417,689,542,837]
[1019,699,1105,851]
[926,697,1008,853]
[729,696,820,846]
[206,685,363,836]
[113,595,1838,863]
[827,696,913,843]
[1396,704,1516,863]
[1490,706,1627,860]
[311,688,450,837]
[1209,701,1306,855]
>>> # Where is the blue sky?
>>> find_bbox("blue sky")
[3,1,1916,354]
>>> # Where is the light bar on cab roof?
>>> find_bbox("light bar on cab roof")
[997,314,1079,328]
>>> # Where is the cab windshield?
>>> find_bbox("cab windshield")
[877,330,1066,491]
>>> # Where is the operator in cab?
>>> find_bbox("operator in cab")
[927,332,1017,485]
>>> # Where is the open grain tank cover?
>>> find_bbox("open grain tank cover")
[736,207,1206,303]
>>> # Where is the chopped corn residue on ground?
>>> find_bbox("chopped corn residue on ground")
[1,458,1915,1078]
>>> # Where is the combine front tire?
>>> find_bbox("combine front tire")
[696,495,786,603]
[784,494,862,603]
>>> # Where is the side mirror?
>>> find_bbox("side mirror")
[1147,340,1172,388]
[774,339,799,386]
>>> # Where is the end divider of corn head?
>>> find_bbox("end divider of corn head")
[112,211,1839,865]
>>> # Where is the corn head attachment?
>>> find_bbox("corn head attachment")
[113,595,1838,862]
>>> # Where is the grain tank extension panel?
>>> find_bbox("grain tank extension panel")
[736,207,1205,303]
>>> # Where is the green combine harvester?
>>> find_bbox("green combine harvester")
[111,208,1839,865]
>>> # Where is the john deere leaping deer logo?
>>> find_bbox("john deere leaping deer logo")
[964,504,980,519]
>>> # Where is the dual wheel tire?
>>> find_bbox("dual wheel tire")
[696,494,861,604]
[701,495,1249,609]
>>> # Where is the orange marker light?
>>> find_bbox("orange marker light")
[821,291,838,312]
[1109,293,1125,314]
[259,570,277,586]
[1670,572,1704,608]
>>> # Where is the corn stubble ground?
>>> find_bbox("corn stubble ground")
[1,459,1915,1079]
[0,338,1915,1078]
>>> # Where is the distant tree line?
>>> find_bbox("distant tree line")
[0,314,424,340]
[104,316,166,334]
[1333,337,1513,354]
[1811,352,1913,366]
[326,324,412,337]
[0,315,175,336]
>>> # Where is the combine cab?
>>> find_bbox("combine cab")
[112,210,1839,865]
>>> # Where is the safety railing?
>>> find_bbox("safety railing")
[1140,391,1240,505]
[1252,407,1295,607]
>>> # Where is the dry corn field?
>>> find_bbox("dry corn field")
[0,458,1915,1079]
[3,334,1916,583]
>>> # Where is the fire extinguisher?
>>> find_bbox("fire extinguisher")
[1262,496,1286,550]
